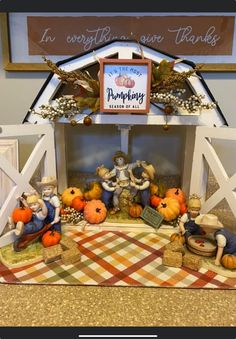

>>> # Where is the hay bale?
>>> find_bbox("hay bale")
[162,249,182,268]
[183,252,201,271]
[43,244,63,264]
[60,236,78,250]
[165,241,185,254]
[61,247,81,265]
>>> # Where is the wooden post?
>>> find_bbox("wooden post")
[54,123,68,194]
[181,126,196,198]
[117,125,131,155]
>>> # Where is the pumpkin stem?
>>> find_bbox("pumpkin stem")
[175,189,179,195]
[161,203,167,208]
[70,190,75,194]
[96,208,101,213]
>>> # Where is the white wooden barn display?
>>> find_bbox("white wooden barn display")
[0,40,235,247]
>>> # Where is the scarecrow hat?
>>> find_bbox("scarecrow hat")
[195,213,224,229]
[37,176,57,188]
[112,151,129,164]
[142,163,156,181]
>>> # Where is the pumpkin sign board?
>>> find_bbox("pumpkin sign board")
[141,206,164,229]
[100,58,151,113]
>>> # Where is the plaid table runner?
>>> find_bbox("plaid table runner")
[1,229,236,288]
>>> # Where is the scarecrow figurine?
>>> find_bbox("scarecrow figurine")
[129,162,156,207]
[179,194,204,241]
[195,213,236,268]
[37,176,61,233]
[102,151,141,214]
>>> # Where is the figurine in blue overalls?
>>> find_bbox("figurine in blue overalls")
[195,213,236,268]
[37,176,61,233]
[9,194,48,237]
[179,194,203,241]
[96,165,117,209]
[129,163,156,207]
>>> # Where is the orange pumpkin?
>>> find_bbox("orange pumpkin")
[165,188,186,204]
[84,182,102,201]
[61,187,83,207]
[71,196,86,212]
[170,232,185,244]
[221,254,236,269]
[12,207,33,224]
[150,183,159,196]
[83,199,107,224]
[123,77,135,88]
[128,203,143,218]
[180,202,188,215]
[42,230,61,248]
[115,74,127,87]
[157,197,180,221]
[150,195,162,208]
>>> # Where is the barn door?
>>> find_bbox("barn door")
[190,126,236,219]
[0,124,56,247]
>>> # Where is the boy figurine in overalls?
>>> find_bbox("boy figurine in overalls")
[96,165,117,209]
[129,163,156,207]
[37,176,61,233]
[9,194,48,237]
[179,194,203,241]
[195,213,236,268]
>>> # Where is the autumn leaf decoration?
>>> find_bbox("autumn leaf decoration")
[43,57,100,113]
[151,58,200,93]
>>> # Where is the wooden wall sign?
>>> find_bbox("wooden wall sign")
[100,59,152,113]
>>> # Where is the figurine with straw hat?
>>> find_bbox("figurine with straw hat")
[37,176,61,233]
[195,213,236,268]
[178,194,204,241]
[129,162,156,207]
[96,165,118,209]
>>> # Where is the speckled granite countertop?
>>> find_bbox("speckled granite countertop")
[0,284,236,327]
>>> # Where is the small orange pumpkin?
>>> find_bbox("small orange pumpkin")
[165,188,186,204]
[157,197,180,221]
[180,202,188,215]
[61,187,83,207]
[42,230,61,248]
[71,196,86,212]
[12,207,33,224]
[84,182,102,201]
[128,203,143,218]
[170,232,185,244]
[221,254,236,269]
[150,195,162,208]
[83,199,107,224]
[150,183,159,196]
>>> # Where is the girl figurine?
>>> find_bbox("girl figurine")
[9,194,48,237]
[96,165,117,209]
[195,213,236,268]
[179,194,204,241]
[37,176,61,233]
[129,163,156,207]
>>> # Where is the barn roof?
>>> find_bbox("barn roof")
[24,39,227,127]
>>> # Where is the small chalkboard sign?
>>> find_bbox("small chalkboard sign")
[141,206,164,229]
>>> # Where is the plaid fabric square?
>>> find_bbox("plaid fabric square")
[1,229,236,289]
